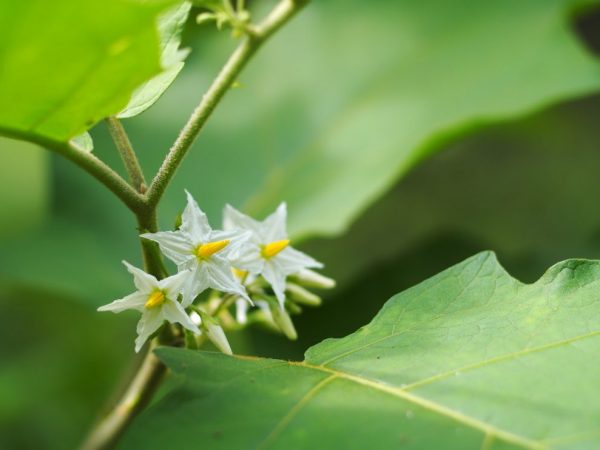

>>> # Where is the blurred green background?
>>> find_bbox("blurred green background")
[2,0,600,448]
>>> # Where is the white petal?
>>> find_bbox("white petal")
[98,292,147,313]
[122,261,158,293]
[134,309,164,352]
[205,322,232,355]
[275,246,323,275]
[141,230,194,266]
[230,243,265,274]
[223,204,263,241]
[162,301,199,334]
[181,191,212,241]
[207,229,252,258]
[205,256,250,300]
[185,264,211,301]
[261,202,288,242]
[235,298,249,324]
[262,260,287,306]
[159,269,192,301]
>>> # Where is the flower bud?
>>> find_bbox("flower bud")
[286,282,322,306]
[292,269,335,289]
[198,309,232,355]
[269,302,297,341]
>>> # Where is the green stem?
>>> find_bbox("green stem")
[80,220,168,450]
[0,128,145,214]
[145,0,308,209]
[79,1,307,448]
[105,117,147,193]
[79,339,167,450]
[137,211,168,279]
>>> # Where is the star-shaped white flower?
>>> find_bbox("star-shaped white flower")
[223,203,323,307]
[141,191,250,305]
[98,261,198,352]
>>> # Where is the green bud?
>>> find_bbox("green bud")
[196,12,216,25]
[269,303,297,341]
[291,269,335,289]
[286,282,322,307]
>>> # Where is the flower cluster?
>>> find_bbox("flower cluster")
[98,191,334,353]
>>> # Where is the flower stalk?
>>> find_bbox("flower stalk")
[105,117,147,193]
[78,1,308,448]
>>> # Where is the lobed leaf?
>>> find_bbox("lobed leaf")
[122,252,600,449]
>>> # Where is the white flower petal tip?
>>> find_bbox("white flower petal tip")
[205,322,233,355]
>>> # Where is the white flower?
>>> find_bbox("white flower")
[141,191,250,305]
[223,203,323,307]
[190,310,233,355]
[98,261,198,352]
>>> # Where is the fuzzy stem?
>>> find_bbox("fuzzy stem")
[79,1,307,448]
[105,117,147,193]
[145,0,308,209]
[0,128,145,213]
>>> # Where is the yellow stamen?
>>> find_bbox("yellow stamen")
[195,239,230,259]
[232,268,248,280]
[261,239,290,258]
[144,291,165,309]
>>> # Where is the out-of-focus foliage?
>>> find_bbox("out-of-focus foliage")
[123,253,600,450]
[0,287,133,450]
[0,0,174,143]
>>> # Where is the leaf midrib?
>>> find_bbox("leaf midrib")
[289,362,544,450]
[240,328,600,449]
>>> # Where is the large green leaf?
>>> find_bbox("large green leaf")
[122,252,600,449]
[0,0,175,144]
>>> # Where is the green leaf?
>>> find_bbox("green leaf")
[118,1,192,118]
[121,252,600,449]
[0,0,175,144]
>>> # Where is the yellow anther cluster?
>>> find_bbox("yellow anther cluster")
[195,239,230,259]
[144,290,166,309]
[261,239,290,258]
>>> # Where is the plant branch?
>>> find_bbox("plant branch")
[78,1,307,448]
[105,117,147,192]
[79,339,167,450]
[80,217,168,450]
[145,0,308,208]
[0,127,146,214]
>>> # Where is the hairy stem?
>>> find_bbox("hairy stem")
[105,117,147,193]
[145,0,308,208]
[79,1,306,448]
[137,211,168,280]
[0,128,145,213]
